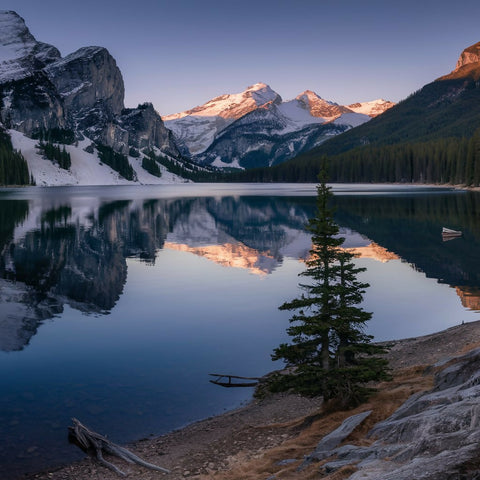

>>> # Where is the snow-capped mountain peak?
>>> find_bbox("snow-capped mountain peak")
[162,83,283,154]
[164,82,395,160]
[0,11,36,60]
[163,82,281,121]
[295,90,352,119]
[0,10,60,82]
[247,82,281,107]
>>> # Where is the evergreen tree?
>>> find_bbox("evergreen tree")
[141,155,162,177]
[269,158,390,407]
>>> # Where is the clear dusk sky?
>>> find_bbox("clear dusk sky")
[6,0,480,115]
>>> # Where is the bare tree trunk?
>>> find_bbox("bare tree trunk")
[68,418,170,477]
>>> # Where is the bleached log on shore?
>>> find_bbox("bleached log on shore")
[68,418,170,477]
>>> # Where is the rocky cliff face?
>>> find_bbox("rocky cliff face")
[0,71,66,133]
[0,10,178,159]
[295,90,351,119]
[45,46,125,118]
[454,41,480,70]
[439,41,480,81]
[118,103,179,156]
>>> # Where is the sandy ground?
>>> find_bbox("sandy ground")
[25,320,480,480]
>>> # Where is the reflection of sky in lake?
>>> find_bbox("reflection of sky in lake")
[358,258,477,341]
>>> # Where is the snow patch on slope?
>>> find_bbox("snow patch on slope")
[211,156,243,169]
[9,130,187,186]
[164,115,230,155]
[333,112,371,128]
[347,99,395,117]
[277,100,326,130]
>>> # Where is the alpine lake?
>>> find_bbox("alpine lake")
[1,183,480,479]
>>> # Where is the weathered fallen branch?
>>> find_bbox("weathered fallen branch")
[68,418,170,477]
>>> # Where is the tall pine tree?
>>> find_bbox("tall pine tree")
[269,158,389,407]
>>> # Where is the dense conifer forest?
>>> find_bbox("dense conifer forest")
[0,131,31,186]
[141,155,162,177]
[36,141,72,170]
[96,144,136,181]
[226,130,480,185]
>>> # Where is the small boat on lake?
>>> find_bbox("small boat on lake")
[442,227,462,236]
[209,373,261,388]
[442,227,462,240]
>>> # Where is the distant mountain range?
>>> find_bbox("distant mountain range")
[163,83,393,169]
[0,10,394,185]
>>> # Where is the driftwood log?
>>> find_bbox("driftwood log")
[68,418,170,477]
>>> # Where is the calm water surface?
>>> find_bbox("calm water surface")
[1,183,479,478]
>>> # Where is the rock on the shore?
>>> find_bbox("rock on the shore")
[316,347,480,479]
[303,410,372,464]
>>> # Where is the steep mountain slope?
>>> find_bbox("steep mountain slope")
[293,41,480,160]
[165,84,390,169]
[7,130,187,186]
[0,10,190,186]
[196,102,354,168]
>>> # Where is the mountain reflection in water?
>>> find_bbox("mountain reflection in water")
[2,188,480,353]
[0,194,314,352]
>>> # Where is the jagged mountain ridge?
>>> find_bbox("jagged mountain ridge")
[0,10,191,185]
[0,10,60,83]
[196,104,352,168]
[164,83,393,169]
[0,11,177,156]
[287,40,480,164]
[164,82,282,121]
[163,83,283,155]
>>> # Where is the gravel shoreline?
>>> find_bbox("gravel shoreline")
[26,319,480,480]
